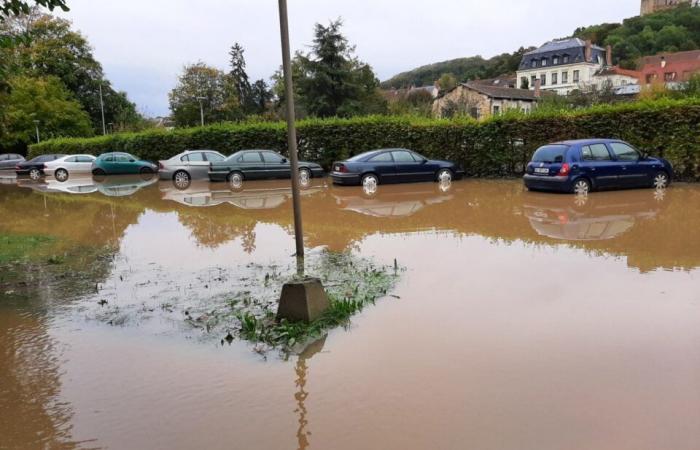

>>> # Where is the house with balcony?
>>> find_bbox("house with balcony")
[516,38,609,95]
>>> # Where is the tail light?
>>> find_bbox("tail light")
[158,162,164,170]
[335,163,348,173]
[558,163,570,176]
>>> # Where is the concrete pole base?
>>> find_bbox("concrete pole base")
[277,277,330,323]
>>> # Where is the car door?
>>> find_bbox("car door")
[366,152,398,183]
[77,156,96,173]
[185,152,210,179]
[608,142,648,187]
[0,154,9,170]
[579,144,619,189]
[262,151,289,179]
[62,156,79,172]
[391,150,429,182]
[239,151,266,179]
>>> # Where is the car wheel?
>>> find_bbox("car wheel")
[436,168,453,183]
[361,173,379,195]
[29,168,42,180]
[92,168,106,176]
[55,168,69,182]
[228,171,244,190]
[572,178,591,195]
[140,167,154,174]
[173,170,191,189]
[653,171,669,189]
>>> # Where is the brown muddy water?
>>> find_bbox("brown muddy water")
[1,175,700,450]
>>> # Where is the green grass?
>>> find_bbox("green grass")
[0,234,57,264]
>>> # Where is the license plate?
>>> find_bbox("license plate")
[534,168,549,174]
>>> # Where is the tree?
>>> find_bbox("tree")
[0,0,67,19]
[0,75,92,151]
[249,79,272,114]
[229,42,255,113]
[437,73,457,91]
[0,12,143,131]
[168,62,241,127]
[282,19,387,118]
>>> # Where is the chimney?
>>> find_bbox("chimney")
[606,45,612,66]
[661,56,666,68]
[585,40,592,62]
[534,78,541,98]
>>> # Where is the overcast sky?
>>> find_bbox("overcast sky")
[58,0,639,116]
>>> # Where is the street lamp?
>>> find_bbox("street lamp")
[99,83,107,135]
[196,96,206,127]
[33,120,40,143]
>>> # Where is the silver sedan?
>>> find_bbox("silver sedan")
[158,150,227,187]
[44,154,97,181]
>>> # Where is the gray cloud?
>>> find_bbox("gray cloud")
[59,0,638,116]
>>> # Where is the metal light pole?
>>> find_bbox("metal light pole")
[33,120,40,143]
[99,83,106,135]
[278,0,304,260]
[196,96,206,127]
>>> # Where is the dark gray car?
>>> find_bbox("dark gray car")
[0,153,25,171]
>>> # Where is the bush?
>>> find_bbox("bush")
[29,98,700,180]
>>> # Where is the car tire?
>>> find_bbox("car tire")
[572,177,591,195]
[361,173,379,195]
[228,171,244,190]
[92,168,106,176]
[436,168,453,183]
[173,170,191,189]
[55,168,69,182]
[140,167,154,174]
[653,171,669,189]
[29,168,42,180]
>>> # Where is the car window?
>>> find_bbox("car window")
[369,152,393,162]
[65,156,79,163]
[116,155,130,163]
[180,154,189,162]
[205,152,225,162]
[391,151,416,163]
[263,152,285,163]
[609,142,640,162]
[187,152,206,162]
[104,155,115,162]
[78,156,95,163]
[582,144,612,161]
[0,155,7,161]
[532,145,568,163]
[10,154,21,160]
[240,152,263,163]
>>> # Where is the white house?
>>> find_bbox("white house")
[516,38,609,95]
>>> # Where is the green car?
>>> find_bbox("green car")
[92,152,158,176]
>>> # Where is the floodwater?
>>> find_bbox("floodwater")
[1,175,700,450]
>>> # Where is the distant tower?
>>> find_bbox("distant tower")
[641,0,694,16]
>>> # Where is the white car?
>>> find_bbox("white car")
[45,154,97,181]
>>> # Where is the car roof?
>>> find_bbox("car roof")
[551,138,625,146]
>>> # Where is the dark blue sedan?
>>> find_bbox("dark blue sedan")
[523,139,673,195]
[330,149,464,188]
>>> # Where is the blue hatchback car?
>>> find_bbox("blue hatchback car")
[523,139,673,194]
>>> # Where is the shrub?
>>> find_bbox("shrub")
[29,98,700,180]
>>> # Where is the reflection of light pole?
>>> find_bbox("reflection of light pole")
[99,83,107,135]
[33,120,40,143]
[196,96,206,127]
[278,0,304,261]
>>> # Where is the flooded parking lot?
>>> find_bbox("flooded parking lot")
[1,176,700,449]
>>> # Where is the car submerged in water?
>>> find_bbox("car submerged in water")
[523,139,673,195]
[330,148,464,189]
[92,152,158,176]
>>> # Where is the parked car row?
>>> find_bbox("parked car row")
[1,138,673,194]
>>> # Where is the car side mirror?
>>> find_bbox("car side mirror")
[281,158,288,163]
[641,152,649,160]
[420,159,428,164]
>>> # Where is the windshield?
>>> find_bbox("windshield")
[531,145,569,163]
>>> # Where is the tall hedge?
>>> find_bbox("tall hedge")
[29,98,700,180]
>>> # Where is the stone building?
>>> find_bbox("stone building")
[432,82,539,119]
[640,0,697,16]
[638,50,700,85]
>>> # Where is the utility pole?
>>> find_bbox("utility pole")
[196,96,206,127]
[33,120,40,143]
[99,83,106,135]
[278,0,304,260]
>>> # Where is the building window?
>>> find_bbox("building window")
[573,70,580,83]
[552,72,558,85]
[540,74,546,86]
[520,77,528,89]
[553,56,559,65]
[493,105,500,115]
[541,57,547,67]
[563,55,569,64]
[664,72,677,82]
[469,107,479,119]
[562,71,568,83]
[646,73,657,83]
[531,59,537,68]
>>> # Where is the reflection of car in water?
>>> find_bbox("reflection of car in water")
[159,179,324,209]
[45,177,98,194]
[331,180,456,218]
[94,174,158,197]
[523,190,664,241]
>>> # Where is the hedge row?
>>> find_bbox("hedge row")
[29,98,700,180]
